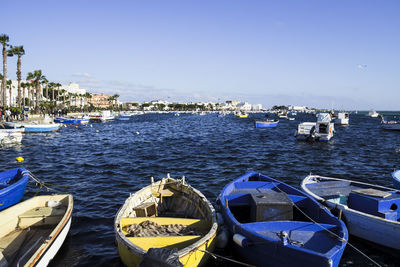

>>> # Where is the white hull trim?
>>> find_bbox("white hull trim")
[35,217,72,267]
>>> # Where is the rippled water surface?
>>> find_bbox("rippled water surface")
[1,112,400,266]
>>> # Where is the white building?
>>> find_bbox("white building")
[237,102,252,111]
[60,83,87,107]
[252,104,263,111]
[288,105,308,112]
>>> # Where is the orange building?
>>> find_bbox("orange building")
[88,94,110,108]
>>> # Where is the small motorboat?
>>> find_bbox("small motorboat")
[368,110,379,118]
[302,175,400,250]
[0,194,73,266]
[334,112,349,125]
[218,171,348,267]
[115,174,217,267]
[4,122,61,133]
[0,167,29,211]
[0,128,24,145]
[392,170,400,189]
[380,116,400,131]
[295,113,334,142]
[254,119,279,128]
[234,111,248,118]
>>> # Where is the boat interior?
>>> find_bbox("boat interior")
[306,179,400,222]
[224,174,343,254]
[120,178,214,252]
[0,195,70,266]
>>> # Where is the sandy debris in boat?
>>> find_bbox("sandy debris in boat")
[125,220,202,237]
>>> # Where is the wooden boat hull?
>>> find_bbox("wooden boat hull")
[54,117,89,124]
[115,176,217,267]
[4,122,60,132]
[302,175,400,250]
[0,194,73,266]
[0,168,29,211]
[255,120,279,128]
[218,171,347,267]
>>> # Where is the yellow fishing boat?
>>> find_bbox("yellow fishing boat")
[234,111,248,118]
[114,174,217,267]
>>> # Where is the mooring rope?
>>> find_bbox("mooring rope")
[22,170,71,196]
[198,249,256,267]
[271,181,382,267]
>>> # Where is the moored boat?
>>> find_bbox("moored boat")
[0,194,73,266]
[301,175,400,250]
[334,112,349,125]
[218,171,348,267]
[295,113,334,142]
[254,119,279,128]
[0,167,29,211]
[380,116,400,131]
[368,110,379,118]
[54,116,89,124]
[4,122,61,133]
[114,174,218,266]
[0,128,24,145]
[89,110,115,123]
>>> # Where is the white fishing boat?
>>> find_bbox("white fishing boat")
[368,110,379,118]
[301,175,400,250]
[0,194,73,266]
[4,122,61,133]
[89,110,115,122]
[0,128,24,145]
[334,112,349,125]
[295,113,334,142]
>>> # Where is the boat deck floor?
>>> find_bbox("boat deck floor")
[0,226,52,266]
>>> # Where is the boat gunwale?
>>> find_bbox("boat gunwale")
[301,175,400,225]
[25,194,73,266]
[218,171,348,258]
[114,177,218,259]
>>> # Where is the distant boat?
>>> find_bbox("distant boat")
[380,116,400,131]
[295,113,334,142]
[0,194,73,266]
[218,171,348,267]
[334,112,349,125]
[234,111,248,118]
[54,116,89,124]
[0,128,24,145]
[368,110,379,118]
[4,122,61,132]
[114,174,217,266]
[89,110,115,122]
[302,175,400,250]
[254,119,279,128]
[0,167,29,211]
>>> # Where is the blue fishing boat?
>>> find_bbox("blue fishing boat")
[218,171,348,267]
[391,170,400,190]
[54,117,89,124]
[4,122,61,132]
[0,168,29,211]
[255,119,279,128]
[302,174,400,250]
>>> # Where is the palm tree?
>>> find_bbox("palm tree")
[8,46,25,107]
[0,34,10,107]
[6,80,12,106]
[41,78,48,101]
[26,70,46,109]
[20,82,27,107]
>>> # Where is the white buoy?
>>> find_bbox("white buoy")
[136,131,140,135]
[96,130,99,133]
[233,234,249,247]
[90,124,93,128]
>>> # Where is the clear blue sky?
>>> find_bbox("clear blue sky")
[2,0,400,109]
